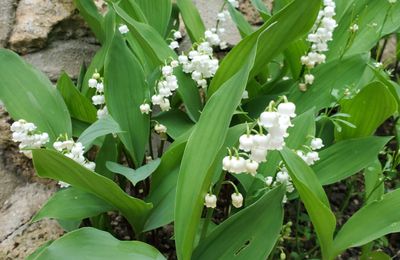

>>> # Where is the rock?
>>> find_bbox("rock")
[23,38,100,81]
[0,219,64,259]
[8,0,87,54]
[0,0,17,48]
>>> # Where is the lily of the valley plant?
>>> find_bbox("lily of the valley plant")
[1,0,400,259]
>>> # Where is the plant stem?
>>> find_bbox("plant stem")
[199,171,226,242]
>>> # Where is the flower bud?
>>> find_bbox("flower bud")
[204,193,217,208]
[231,193,243,208]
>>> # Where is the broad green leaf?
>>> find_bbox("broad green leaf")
[0,49,71,142]
[56,73,97,123]
[192,185,285,260]
[327,0,400,59]
[333,188,400,257]
[26,241,53,260]
[73,0,105,43]
[289,54,369,114]
[280,148,336,259]
[336,82,397,140]
[106,159,161,186]
[32,149,152,233]
[135,0,172,37]
[154,109,195,139]
[113,3,202,121]
[104,33,149,167]
[208,0,321,96]
[95,135,120,179]
[227,4,254,38]
[32,187,114,222]
[176,0,206,42]
[175,53,256,260]
[77,115,123,151]
[313,137,391,185]
[144,139,187,231]
[31,227,165,260]
[364,159,384,204]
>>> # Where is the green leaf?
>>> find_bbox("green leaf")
[77,115,123,151]
[176,0,206,42]
[193,186,285,260]
[32,187,114,222]
[30,227,166,260]
[112,3,202,121]
[154,109,194,139]
[144,139,187,231]
[289,54,369,114]
[175,1,321,258]
[73,0,105,43]
[280,147,336,259]
[208,0,321,96]
[135,0,172,37]
[106,159,161,186]
[313,136,391,185]
[56,73,97,123]
[227,4,254,38]
[104,33,149,167]
[336,82,397,140]
[32,149,152,233]
[333,188,400,257]
[327,0,400,59]
[364,159,384,204]
[0,49,71,142]
[95,134,120,179]
[175,53,256,260]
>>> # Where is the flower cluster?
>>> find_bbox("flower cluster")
[53,138,95,188]
[10,120,49,158]
[301,0,337,87]
[179,41,219,88]
[265,167,294,203]
[150,60,179,112]
[222,100,297,176]
[88,72,108,119]
[169,31,182,50]
[296,137,324,166]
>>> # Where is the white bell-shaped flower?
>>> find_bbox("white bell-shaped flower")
[231,193,243,208]
[204,193,217,208]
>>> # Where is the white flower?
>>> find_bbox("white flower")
[245,159,259,176]
[242,90,249,99]
[311,138,324,150]
[239,134,254,152]
[53,141,63,151]
[92,72,101,80]
[140,103,151,115]
[305,151,320,165]
[162,66,173,76]
[84,161,96,171]
[277,102,296,118]
[170,60,179,68]
[173,31,182,39]
[276,169,290,184]
[231,193,243,208]
[96,82,104,93]
[350,24,359,32]
[92,95,105,105]
[265,176,274,186]
[204,193,217,208]
[159,98,171,111]
[88,78,98,88]
[169,41,179,50]
[178,55,189,64]
[97,106,108,119]
[219,41,228,50]
[260,111,278,128]
[217,12,227,22]
[154,124,167,134]
[374,62,383,69]
[10,120,49,157]
[250,147,268,163]
[304,74,315,85]
[118,24,129,34]
[222,156,233,172]
[151,94,164,105]
[230,157,246,173]
[58,181,70,188]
